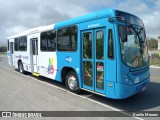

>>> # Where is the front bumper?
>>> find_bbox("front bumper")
[115,76,150,99]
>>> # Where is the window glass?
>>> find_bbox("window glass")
[108,29,114,59]
[83,61,93,87]
[41,38,47,51]
[119,25,149,68]
[32,40,38,55]
[19,36,27,51]
[32,40,36,55]
[14,38,19,51]
[83,32,92,59]
[96,62,104,90]
[41,30,56,51]
[10,42,14,54]
[96,31,104,59]
[7,40,9,51]
[57,26,77,51]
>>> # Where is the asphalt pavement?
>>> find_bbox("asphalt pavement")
[0,54,159,120]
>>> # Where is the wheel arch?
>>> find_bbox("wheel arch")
[61,66,81,93]
[61,66,77,82]
[18,59,22,67]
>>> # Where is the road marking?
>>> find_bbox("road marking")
[150,66,160,69]
[30,76,144,120]
[1,66,11,70]
[20,74,143,120]
[1,67,144,120]
[151,76,160,80]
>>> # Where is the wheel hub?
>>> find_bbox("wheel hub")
[20,64,23,73]
[68,75,78,91]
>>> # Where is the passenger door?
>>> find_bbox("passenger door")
[31,38,38,73]
[82,28,106,94]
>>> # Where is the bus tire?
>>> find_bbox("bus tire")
[65,71,81,94]
[19,62,25,74]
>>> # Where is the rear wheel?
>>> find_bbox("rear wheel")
[65,71,81,93]
[19,62,24,74]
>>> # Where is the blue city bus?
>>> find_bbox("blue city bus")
[7,9,150,99]
[54,9,150,99]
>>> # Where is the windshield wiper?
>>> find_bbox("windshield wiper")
[128,24,143,37]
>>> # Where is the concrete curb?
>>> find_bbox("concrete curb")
[150,66,160,69]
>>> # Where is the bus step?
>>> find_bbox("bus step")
[32,72,40,77]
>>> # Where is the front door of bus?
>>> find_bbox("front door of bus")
[82,28,105,94]
[9,42,14,66]
[31,38,38,73]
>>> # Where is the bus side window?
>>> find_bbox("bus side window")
[7,40,9,51]
[40,30,56,51]
[57,25,77,51]
[19,36,27,51]
[108,29,114,59]
[14,38,19,51]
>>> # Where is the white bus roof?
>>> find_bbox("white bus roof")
[8,24,55,39]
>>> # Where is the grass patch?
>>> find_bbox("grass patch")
[0,52,7,55]
[150,53,160,67]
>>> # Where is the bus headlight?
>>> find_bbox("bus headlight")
[134,77,140,84]
[123,74,133,85]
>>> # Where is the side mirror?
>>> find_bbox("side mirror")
[119,26,127,42]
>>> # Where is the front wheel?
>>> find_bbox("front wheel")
[65,71,81,94]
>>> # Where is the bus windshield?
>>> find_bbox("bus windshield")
[119,23,149,68]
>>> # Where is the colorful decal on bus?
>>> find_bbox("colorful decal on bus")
[48,58,54,75]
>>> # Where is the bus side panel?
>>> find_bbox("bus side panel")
[13,51,31,72]
[38,52,58,80]
[12,36,32,72]
[54,25,81,85]
[55,51,81,83]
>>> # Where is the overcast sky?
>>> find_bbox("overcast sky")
[0,0,160,46]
